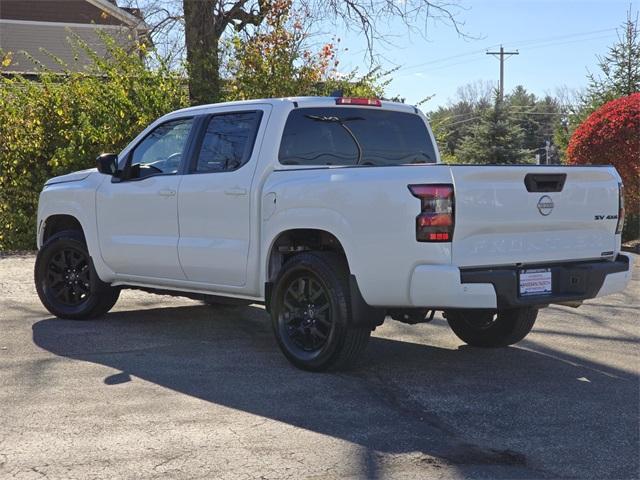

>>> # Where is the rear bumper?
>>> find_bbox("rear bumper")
[460,254,632,309]
[408,254,632,309]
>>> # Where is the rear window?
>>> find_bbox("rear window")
[278,107,437,167]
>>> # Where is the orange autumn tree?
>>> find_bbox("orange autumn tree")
[223,0,385,101]
[567,93,640,240]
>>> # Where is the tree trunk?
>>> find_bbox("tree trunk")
[183,0,221,105]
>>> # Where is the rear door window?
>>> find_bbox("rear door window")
[278,107,437,166]
[193,111,262,173]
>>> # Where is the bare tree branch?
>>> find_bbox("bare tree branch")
[308,0,469,63]
[120,0,468,103]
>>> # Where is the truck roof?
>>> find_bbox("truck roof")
[170,96,418,116]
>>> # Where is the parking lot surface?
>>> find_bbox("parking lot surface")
[1,254,638,480]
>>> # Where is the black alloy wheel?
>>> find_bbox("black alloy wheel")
[461,311,498,330]
[279,273,334,354]
[45,246,92,306]
[270,252,371,371]
[445,307,538,347]
[35,230,120,320]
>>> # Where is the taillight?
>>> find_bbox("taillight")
[408,184,455,242]
[335,97,382,107]
[616,182,625,234]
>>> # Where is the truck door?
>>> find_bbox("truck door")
[177,106,270,287]
[96,117,195,280]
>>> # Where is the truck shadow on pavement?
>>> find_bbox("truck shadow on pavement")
[32,303,639,479]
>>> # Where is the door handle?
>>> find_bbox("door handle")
[158,189,176,197]
[224,187,248,196]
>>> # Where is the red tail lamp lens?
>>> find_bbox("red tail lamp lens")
[408,184,455,242]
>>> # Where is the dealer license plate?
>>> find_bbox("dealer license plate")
[519,268,552,296]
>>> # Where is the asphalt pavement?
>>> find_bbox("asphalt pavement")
[1,253,638,480]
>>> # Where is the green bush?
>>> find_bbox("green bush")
[0,35,188,250]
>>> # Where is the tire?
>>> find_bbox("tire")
[445,307,538,347]
[35,230,120,320]
[270,252,371,371]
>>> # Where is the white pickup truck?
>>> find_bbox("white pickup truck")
[35,96,633,371]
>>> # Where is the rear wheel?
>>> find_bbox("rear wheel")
[35,230,119,320]
[270,252,370,371]
[445,307,538,347]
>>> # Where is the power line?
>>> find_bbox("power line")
[507,27,617,48]
[433,109,568,128]
[440,116,482,127]
[519,34,616,52]
[412,57,486,73]
[398,47,496,73]
[508,111,566,116]
[398,27,617,74]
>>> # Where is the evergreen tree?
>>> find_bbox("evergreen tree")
[506,86,562,163]
[456,98,531,164]
[554,10,640,161]
[429,100,477,159]
[428,80,495,162]
[586,9,640,103]
[428,83,560,163]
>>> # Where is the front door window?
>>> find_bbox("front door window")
[128,118,193,178]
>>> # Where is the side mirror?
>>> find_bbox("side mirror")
[96,153,119,176]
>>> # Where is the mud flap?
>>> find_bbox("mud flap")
[349,275,386,328]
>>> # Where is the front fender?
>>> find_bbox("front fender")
[37,174,115,282]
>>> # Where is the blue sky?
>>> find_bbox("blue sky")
[335,0,637,110]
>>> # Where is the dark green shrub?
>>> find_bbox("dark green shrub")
[0,35,188,250]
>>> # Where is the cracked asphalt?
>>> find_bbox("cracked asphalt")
[0,253,638,480]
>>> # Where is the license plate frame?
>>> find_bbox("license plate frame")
[519,268,552,297]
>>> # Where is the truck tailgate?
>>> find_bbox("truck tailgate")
[450,166,620,267]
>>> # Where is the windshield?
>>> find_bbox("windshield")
[278,107,437,167]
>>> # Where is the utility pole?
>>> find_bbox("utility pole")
[486,45,519,101]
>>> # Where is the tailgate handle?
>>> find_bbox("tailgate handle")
[524,173,566,192]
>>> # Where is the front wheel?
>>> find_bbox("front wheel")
[445,307,538,347]
[35,230,120,320]
[270,252,370,371]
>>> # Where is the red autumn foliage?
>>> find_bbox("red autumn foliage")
[567,94,640,226]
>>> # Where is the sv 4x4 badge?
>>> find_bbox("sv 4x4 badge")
[595,214,619,220]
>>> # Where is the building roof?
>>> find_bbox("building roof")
[0,0,148,30]
[0,0,149,75]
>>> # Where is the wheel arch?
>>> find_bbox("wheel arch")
[265,228,350,284]
[38,203,115,283]
[41,214,85,244]
[263,228,385,327]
